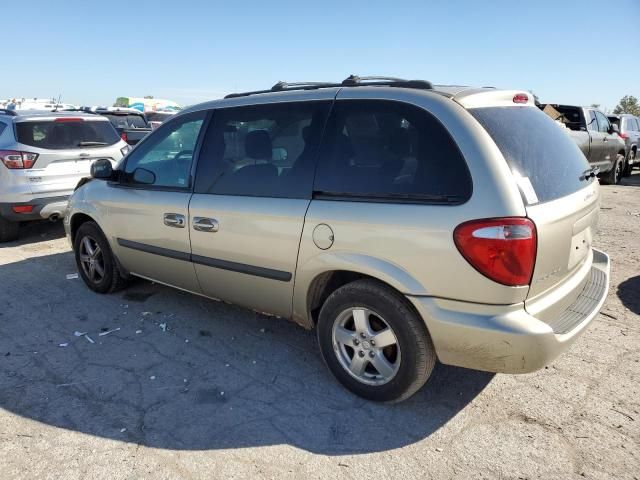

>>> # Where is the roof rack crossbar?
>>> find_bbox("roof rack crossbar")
[224,74,434,99]
[342,75,433,89]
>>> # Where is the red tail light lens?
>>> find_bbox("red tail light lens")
[120,132,128,143]
[0,150,39,169]
[454,218,537,286]
[12,205,34,213]
[54,117,84,123]
[618,132,628,139]
[513,93,529,104]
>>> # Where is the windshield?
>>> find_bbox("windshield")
[16,120,120,149]
[103,114,148,129]
[471,106,592,204]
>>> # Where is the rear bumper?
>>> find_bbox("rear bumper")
[0,196,69,222]
[408,248,610,374]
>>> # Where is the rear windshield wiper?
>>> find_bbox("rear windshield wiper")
[580,166,600,181]
[78,141,108,147]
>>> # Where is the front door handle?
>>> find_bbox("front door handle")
[163,213,186,228]
[193,217,219,232]
[603,137,608,142]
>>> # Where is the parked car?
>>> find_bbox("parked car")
[607,114,639,176]
[65,77,610,402]
[87,107,152,145]
[146,111,175,130]
[540,104,626,184]
[0,109,129,242]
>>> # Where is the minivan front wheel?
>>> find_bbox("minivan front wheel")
[74,221,128,293]
[317,279,436,402]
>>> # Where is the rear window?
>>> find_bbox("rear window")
[103,114,148,129]
[16,120,120,150]
[471,106,592,204]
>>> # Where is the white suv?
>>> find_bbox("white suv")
[0,109,130,241]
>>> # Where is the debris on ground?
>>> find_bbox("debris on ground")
[135,330,142,334]
[84,335,95,344]
[120,428,127,433]
[159,323,167,332]
[199,330,212,337]
[73,331,87,337]
[435,447,443,452]
[141,311,152,316]
[65,273,78,280]
[98,327,121,337]
[150,376,156,380]
[260,328,266,333]
[58,343,68,348]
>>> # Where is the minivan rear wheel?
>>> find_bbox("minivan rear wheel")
[0,216,19,243]
[317,279,436,402]
[74,221,128,293]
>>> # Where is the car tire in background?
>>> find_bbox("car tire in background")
[317,279,436,403]
[623,149,635,177]
[0,216,19,243]
[73,221,128,294]
[601,154,624,185]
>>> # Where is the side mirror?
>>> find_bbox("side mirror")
[132,167,156,185]
[90,159,114,179]
[610,124,620,134]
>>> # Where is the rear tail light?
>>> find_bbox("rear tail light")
[512,93,529,104]
[12,205,34,213]
[0,150,39,169]
[454,217,537,286]
[618,132,628,139]
[120,132,128,143]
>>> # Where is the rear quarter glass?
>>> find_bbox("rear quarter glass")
[15,120,120,150]
[470,106,593,204]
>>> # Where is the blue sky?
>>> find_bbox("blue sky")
[3,0,639,110]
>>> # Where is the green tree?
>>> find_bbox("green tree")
[114,97,129,107]
[590,103,600,109]
[613,95,640,116]
[144,95,154,99]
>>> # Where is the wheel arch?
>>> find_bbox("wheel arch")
[292,253,427,329]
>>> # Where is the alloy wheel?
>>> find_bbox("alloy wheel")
[79,235,105,284]
[331,307,401,386]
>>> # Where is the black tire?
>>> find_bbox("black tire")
[623,149,635,176]
[73,221,128,293]
[317,279,436,403]
[0,216,19,243]
[601,154,623,185]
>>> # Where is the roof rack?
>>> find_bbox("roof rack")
[0,108,18,116]
[224,75,434,99]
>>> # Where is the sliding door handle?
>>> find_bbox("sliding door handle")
[193,217,219,232]
[163,213,186,228]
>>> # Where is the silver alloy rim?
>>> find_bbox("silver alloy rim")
[79,235,105,284]
[331,307,401,386]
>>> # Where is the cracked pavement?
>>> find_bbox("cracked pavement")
[0,175,639,479]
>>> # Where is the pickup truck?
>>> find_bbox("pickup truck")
[90,107,152,146]
[540,104,626,184]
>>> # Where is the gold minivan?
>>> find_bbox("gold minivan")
[65,77,610,402]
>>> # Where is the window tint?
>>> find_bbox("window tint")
[633,118,640,131]
[595,111,610,133]
[0,122,6,136]
[123,111,205,188]
[16,120,120,149]
[313,100,471,203]
[194,102,330,198]
[103,114,148,129]
[471,106,592,204]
